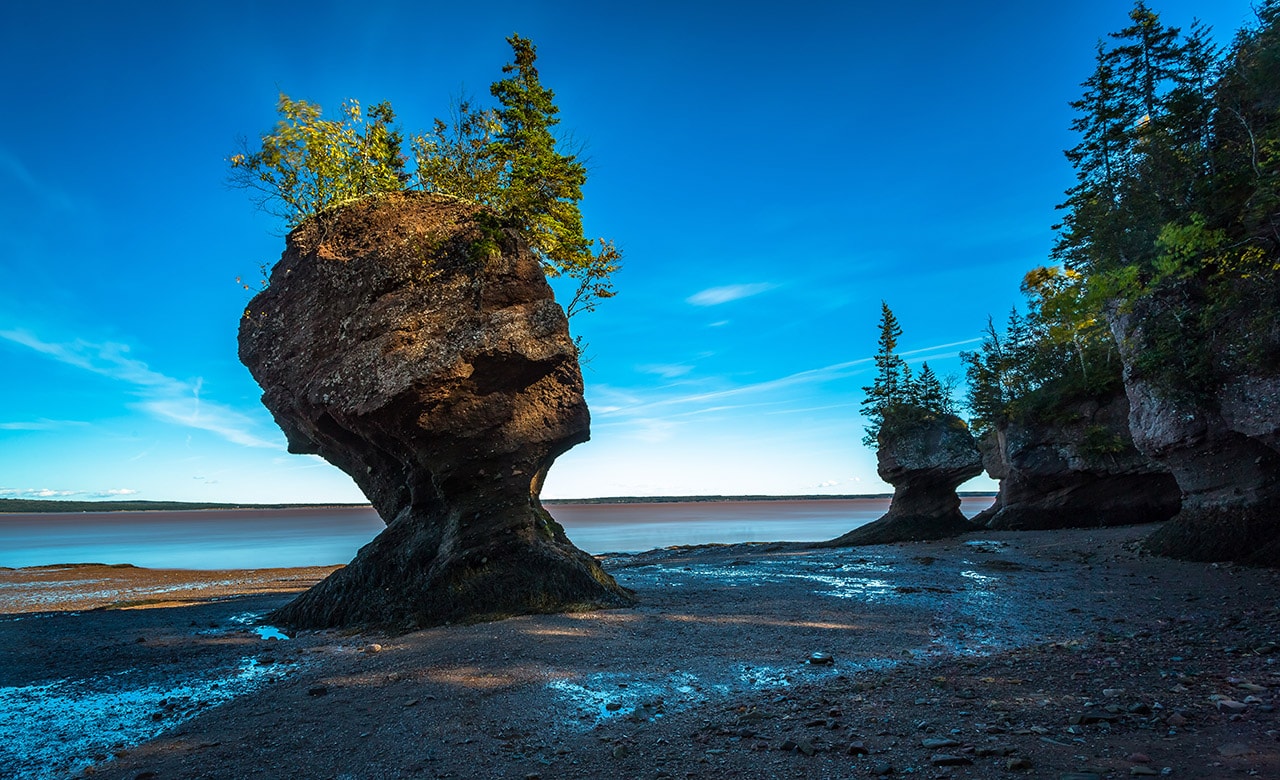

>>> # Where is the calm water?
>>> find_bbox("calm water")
[0,498,995,570]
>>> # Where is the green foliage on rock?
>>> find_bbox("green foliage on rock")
[1051,0,1280,397]
[229,35,620,319]
[861,302,959,447]
[229,96,406,228]
[967,0,1280,424]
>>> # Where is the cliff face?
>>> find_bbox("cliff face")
[238,192,633,628]
[1110,297,1280,565]
[975,388,1180,530]
[823,414,982,546]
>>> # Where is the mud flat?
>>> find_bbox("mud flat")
[3,525,1278,779]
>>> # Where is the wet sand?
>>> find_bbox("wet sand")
[3,524,1278,779]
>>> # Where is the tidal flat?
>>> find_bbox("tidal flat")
[3,525,1278,779]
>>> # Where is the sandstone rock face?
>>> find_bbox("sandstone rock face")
[823,414,982,546]
[975,389,1180,531]
[1110,302,1280,565]
[239,192,633,628]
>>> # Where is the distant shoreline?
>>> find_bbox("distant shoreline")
[1,492,997,514]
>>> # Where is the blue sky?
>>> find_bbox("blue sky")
[0,0,1257,502]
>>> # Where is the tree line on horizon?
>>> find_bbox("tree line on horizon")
[863,1,1280,447]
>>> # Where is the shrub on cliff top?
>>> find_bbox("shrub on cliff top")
[229,34,619,318]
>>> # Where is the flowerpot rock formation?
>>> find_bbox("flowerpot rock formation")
[238,192,634,629]
[822,414,982,547]
[974,388,1180,530]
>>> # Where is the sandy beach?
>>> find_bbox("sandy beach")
[4,523,1278,779]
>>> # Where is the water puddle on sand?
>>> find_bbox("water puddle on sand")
[0,658,296,780]
[549,660,886,730]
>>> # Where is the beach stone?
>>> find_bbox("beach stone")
[821,414,981,546]
[846,740,869,756]
[921,738,960,748]
[1217,699,1248,714]
[239,192,633,629]
[929,753,972,767]
[808,652,835,665]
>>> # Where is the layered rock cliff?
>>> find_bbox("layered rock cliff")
[822,413,982,546]
[238,192,634,628]
[975,388,1180,530]
[1110,295,1280,565]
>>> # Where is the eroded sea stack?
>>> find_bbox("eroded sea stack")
[974,388,1180,530]
[1111,296,1280,565]
[822,414,982,546]
[239,192,634,628]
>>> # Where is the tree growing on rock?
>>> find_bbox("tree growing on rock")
[832,304,981,548]
[230,35,620,319]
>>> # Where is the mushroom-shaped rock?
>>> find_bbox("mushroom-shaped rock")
[822,413,982,546]
[238,192,634,629]
[975,387,1180,530]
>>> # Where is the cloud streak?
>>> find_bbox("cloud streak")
[0,329,282,450]
[686,283,776,306]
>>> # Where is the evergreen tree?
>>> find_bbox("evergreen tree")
[860,302,908,446]
[489,35,593,271]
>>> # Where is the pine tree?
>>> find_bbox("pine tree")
[916,362,945,415]
[860,302,908,446]
[489,35,592,271]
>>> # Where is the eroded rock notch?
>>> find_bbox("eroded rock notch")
[239,192,634,628]
[974,388,1180,530]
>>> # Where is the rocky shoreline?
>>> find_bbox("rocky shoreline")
[3,524,1277,779]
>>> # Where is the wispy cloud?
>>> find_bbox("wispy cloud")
[0,329,282,450]
[638,363,694,379]
[0,418,89,431]
[687,283,776,306]
[0,487,136,499]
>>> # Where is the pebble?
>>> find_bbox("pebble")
[1006,757,1032,771]
[1166,713,1188,727]
[362,643,382,653]
[1059,774,1103,780]
[1216,699,1248,714]
[846,741,869,756]
[921,738,960,748]
[307,685,328,696]
[808,652,834,665]
[1130,767,1159,777]
[1217,742,1251,757]
[929,754,972,767]
[1127,753,1152,764]
[871,760,894,775]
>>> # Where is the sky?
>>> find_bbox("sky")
[0,0,1260,503]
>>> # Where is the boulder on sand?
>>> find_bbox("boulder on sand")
[238,192,634,629]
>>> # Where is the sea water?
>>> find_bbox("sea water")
[0,497,995,569]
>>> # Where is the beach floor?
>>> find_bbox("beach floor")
[3,524,1278,779]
